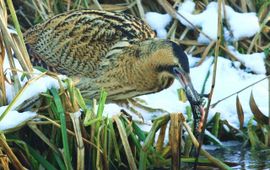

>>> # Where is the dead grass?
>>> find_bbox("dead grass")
[0,0,269,169]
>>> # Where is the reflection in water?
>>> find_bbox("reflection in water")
[205,141,270,170]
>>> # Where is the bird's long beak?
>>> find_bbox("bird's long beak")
[173,67,205,133]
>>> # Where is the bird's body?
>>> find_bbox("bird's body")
[25,9,204,133]
[24,10,154,76]
[24,10,188,101]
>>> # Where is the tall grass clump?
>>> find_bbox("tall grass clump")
[0,0,269,169]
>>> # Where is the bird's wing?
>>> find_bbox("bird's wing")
[24,10,156,77]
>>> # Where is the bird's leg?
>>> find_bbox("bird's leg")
[115,98,169,122]
[127,98,169,114]
[114,99,145,122]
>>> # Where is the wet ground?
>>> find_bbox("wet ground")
[204,141,270,170]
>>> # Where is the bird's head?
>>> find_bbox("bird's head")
[142,40,205,132]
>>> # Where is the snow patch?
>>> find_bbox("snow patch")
[145,1,259,43]
[7,75,62,110]
[225,6,260,40]
[2,54,65,131]
[228,46,266,74]
[145,12,172,38]
[0,106,36,131]
[191,57,267,127]
[177,0,260,43]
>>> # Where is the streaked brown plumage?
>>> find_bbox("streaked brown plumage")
[24,10,204,131]
[25,10,177,99]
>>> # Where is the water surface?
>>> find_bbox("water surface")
[205,141,270,170]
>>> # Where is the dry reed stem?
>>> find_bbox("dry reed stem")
[240,0,247,12]
[0,38,6,105]
[113,115,137,170]
[6,44,22,93]
[32,0,48,20]
[195,0,223,168]
[0,1,7,105]
[179,28,189,41]
[246,1,256,12]
[12,35,33,71]
[191,46,206,56]
[197,41,215,66]
[0,135,25,170]
[179,40,202,46]
[156,124,167,152]
[0,18,31,77]
[135,0,144,19]
[169,113,181,170]
[167,20,178,40]
[70,111,85,170]
[88,4,129,11]
[248,10,270,53]
[93,0,103,10]
[0,152,9,170]
[182,120,231,170]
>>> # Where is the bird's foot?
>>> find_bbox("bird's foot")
[115,98,169,123]
[115,99,145,122]
[128,98,169,114]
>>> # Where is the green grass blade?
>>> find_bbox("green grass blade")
[114,116,137,170]
[84,117,103,127]
[95,88,107,134]
[132,121,146,141]
[52,152,66,170]
[120,116,142,149]
[28,146,58,170]
[247,117,267,149]
[139,151,147,170]
[96,124,102,169]
[97,89,107,118]
[103,117,109,169]
[6,0,24,43]
[139,114,170,169]
[212,112,221,136]
[74,88,87,110]
[50,88,72,170]
[108,120,121,162]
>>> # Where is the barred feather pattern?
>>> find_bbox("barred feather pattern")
[24,10,179,102]
[24,10,155,76]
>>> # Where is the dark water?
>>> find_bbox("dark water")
[204,141,270,170]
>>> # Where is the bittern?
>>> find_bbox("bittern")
[24,10,204,132]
